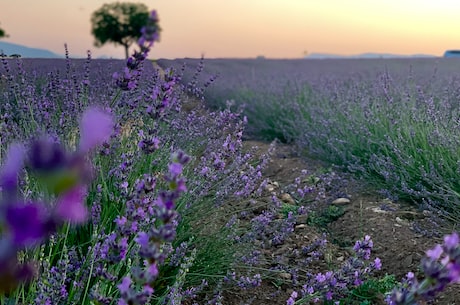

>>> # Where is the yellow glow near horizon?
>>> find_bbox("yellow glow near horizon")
[1,0,459,58]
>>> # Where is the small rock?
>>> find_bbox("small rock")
[371,207,390,214]
[265,181,279,192]
[279,272,292,280]
[422,210,432,217]
[395,217,409,225]
[295,224,307,230]
[280,193,295,204]
[332,197,351,205]
[402,254,413,268]
[397,211,423,220]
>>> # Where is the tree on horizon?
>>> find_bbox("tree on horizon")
[90,2,160,59]
[0,23,8,39]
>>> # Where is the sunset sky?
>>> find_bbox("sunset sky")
[1,0,460,59]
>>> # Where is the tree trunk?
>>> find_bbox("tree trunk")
[124,44,129,59]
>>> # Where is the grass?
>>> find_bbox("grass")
[306,205,345,230]
[343,274,397,305]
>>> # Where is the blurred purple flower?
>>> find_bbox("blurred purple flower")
[426,244,443,260]
[118,276,132,294]
[0,258,36,294]
[54,186,88,223]
[138,10,160,49]
[168,163,183,177]
[148,263,158,278]
[5,202,51,247]
[444,232,459,250]
[79,107,114,153]
[316,273,326,283]
[286,291,297,305]
[389,231,460,304]
[374,257,382,270]
[135,232,150,248]
[0,143,25,191]
[28,137,68,171]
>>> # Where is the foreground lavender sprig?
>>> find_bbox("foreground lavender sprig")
[112,10,160,92]
[387,232,460,305]
[117,151,190,305]
[0,107,113,294]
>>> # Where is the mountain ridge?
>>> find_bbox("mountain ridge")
[306,52,437,59]
[0,41,62,58]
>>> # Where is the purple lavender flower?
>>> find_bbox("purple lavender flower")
[79,107,114,153]
[113,10,160,92]
[388,232,460,305]
[117,151,190,304]
[4,202,52,247]
[54,186,88,223]
[0,103,115,295]
[0,258,36,294]
[353,235,373,260]
[0,143,25,191]
[287,291,298,305]
[28,136,68,171]
[138,10,161,49]
[298,235,381,303]
[118,276,132,295]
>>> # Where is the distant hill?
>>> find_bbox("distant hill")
[306,52,437,59]
[0,41,62,58]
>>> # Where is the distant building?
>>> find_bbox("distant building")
[444,50,460,58]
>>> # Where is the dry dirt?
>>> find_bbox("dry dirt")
[221,140,460,305]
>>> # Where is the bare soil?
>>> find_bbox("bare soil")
[222,140,460,305]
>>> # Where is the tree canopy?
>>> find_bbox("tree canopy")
[0,23,7,39]
[91,2,159,59]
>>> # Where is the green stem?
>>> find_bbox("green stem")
[81,253,95,305]
[110,89,122,108]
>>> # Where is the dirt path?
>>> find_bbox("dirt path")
[227,140,460,305]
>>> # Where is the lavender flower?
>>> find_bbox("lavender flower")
[388,232,460,305]
[54,185,88,223]
[297,235,381,303]
[113,10,160,92]
[79,106,114,153]
[0,106,114,294]
[0,143,25,192]
[117,151,190,305]
[4,202,52,247]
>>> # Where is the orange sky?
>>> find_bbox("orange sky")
[1,0,460,59]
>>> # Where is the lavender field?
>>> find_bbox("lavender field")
[159,57,460,222]
[1,34,460,305]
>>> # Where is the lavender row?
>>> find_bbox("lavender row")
[0,12,335,304]
[159,58,460,222]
